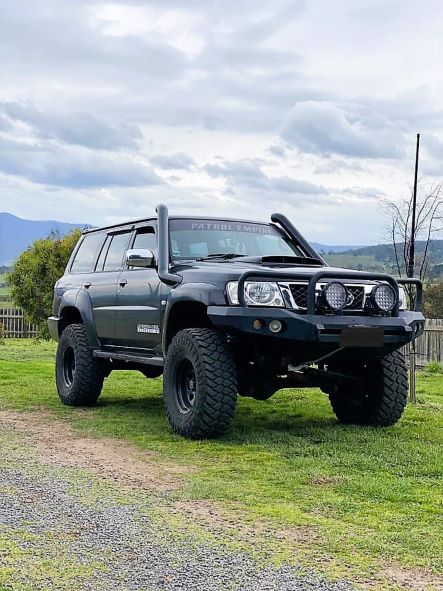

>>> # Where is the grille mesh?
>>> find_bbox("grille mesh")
[288,284,365,311]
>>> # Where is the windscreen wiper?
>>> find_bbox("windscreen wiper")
[198,253,247,261]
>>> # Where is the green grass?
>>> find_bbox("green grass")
[0,339,442,588]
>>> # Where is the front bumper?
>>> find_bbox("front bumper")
[208,306,425,347]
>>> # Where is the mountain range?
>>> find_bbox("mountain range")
[0,213,88,265]
[0,212,365,266]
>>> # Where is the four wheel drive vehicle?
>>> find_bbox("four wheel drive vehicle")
[48,205,425,439]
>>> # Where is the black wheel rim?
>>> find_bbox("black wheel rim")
[175,358,197,414]
[62,346,76,387]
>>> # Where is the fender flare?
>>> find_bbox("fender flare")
[161,283,226,353]
[59,288,100,348]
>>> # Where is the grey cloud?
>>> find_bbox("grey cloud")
[0,0,311,135]
[1,101,142,151]
[281,101,406,159]
[267,144,287,157]
[205,159,326,195]
[150,153,196,170]
[0,137,162,188]
[313,158,365,175]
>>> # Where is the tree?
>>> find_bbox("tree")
[385,181,443,282]
[384,179,443,403]
[7,229,81,337]
[423,283,443,318]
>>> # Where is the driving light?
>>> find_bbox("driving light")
[322,282,348,311]
[226,281,284,307]
[371,283,396,312]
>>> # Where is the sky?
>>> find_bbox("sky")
[0,0,443,245]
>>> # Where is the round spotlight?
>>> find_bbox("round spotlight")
[371,283,396,312]
[323,282,348,311]
[269,319,283,333]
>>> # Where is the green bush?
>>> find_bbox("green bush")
[426,360,443,374]
[7,229,81,338]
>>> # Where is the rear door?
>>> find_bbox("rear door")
[114,226,163,352]
[90,230,132,344]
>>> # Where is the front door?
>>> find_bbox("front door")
[114,227,163,352]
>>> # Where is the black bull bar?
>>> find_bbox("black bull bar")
[237,269,423,314]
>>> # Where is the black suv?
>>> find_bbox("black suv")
[48,205,424,439]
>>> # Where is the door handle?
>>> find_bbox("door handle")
[83,282,92,289]
[119,279,128,287]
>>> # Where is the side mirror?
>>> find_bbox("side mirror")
[126,249,155,268]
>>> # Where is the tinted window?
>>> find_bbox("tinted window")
[103,232,131,271]
[169,219,303,260]
[70,233,106,273]
[95,236,112,272]
[133,229,156,251]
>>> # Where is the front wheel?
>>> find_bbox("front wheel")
[163,328,237,439]
[328,350,408,426]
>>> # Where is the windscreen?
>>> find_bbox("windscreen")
[169,219,304,260]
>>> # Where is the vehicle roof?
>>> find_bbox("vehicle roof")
[82,215,273,234]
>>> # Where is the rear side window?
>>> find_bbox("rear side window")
[70,233,106,273]
[103,232,131,271]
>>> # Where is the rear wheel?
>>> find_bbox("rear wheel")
[163,328,237,439]
[56,324,104,406]
[328,350,408,426]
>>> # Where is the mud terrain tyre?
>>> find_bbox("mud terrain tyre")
[56,324,104,406]
[163,328,237,439]
[329,350,408,426]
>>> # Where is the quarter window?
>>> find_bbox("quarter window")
[133,228,156,251]
[70,233,106,273]
[103,232,131,271]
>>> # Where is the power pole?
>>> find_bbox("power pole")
[408,133,420,403]
[408,133,420,277]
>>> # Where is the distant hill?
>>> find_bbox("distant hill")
[311,243,366,254]
[325,240,443,279]
[0,213,88,265]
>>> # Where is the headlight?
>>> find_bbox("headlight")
[371,283,396,312]
[322,281,348,311]
[398,286,407,310]
[226,281,284,307]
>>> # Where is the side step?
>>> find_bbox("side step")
[93,350,164,367]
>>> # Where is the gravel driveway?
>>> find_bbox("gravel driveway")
[0,411,356,591]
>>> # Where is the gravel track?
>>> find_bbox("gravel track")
[0,417,356,591]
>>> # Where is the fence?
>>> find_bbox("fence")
[410,318,443,366]
[0,308,38,338]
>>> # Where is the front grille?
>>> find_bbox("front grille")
[286,283,366,311]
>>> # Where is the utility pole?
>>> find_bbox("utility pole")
[408,133,420,277]
[408,133,420,403]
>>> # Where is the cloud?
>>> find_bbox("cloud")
[1,0,443,244]
[205,159,327,196]
[280,101,406,159]
[0,137,162,188]
[0,101,142,151]
[150,153,196,170]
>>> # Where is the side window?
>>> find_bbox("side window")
[103,232,131,272]
[133,228,156,251]
[94,235,111,272]
[70,233,106,274]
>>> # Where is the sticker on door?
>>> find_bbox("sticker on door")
[137,324,160,334]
